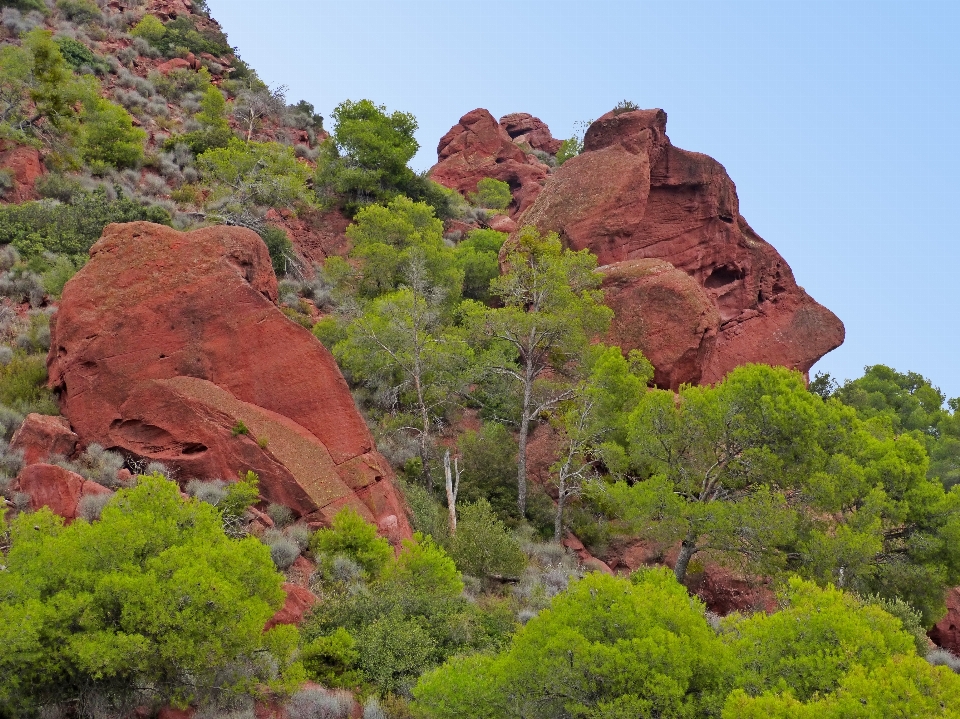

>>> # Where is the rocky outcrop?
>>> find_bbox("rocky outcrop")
[265,583,318,630]
[10,414,79,466]
[0,141,44,204]
[430,109,549,217]
[15,464,111,521]
[499,113,562,155]
[930,588,960,654]
[47,222,411,539]
[520,108,844,387]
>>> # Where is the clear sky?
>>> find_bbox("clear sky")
[207,0,960,399]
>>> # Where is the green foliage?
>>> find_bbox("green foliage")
[456,422,520,521]
[833,364,960,488]
[56,0,101,23]
[0,0,46,11]
[232,420,249,439]
[469,177,512,211]
[168,85,233,155]
[259,224,293,276]
[0,351,57,414]
[449,499,526,579]
[556,136,583,165]
[413,569,731,718]
[612,99,640,114]
[130,14,167,46]
[151,66,212,101]
[453,228,506,303]
[344,195,461,301]
[219,470,260,521]
[315,99,419,214]
[41,253,79,297]
[301,627,362,688]
[79,97,146,169]
[604,363,960,625]
[54,37,108,73]
[0,187,171,260]
[198,138,314,223]
[133,14,232,59]
[0,474,296,714]
[311,506,394,579]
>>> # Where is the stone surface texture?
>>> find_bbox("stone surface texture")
[519,108,844,387]
[10,413,79,466]
[498,112,563,155]
[430,108,549,217]
[47,222,411,538]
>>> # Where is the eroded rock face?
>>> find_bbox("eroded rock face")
[499,112,562,155]
[930,588,960,654]
[10,414,79,466]
[430,108,549,217]
[48,222,411,538]
[520,108,844,386]
[15,464,111,521]
[0,141,44,204]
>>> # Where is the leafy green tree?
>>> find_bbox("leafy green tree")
[198,138,314,228]
[310,506,394,578]
[0,474,300,715]
[315,99,419,214]
[455,421,520,520]
[462,227,613,513]
[469,177,512,211]
[343,195,462,301]
[79,96,146,169]
[174,85,234,155]
[413,568,732,719]
[453,228,506,303]
[449,499,526,580]
[258,224,293,276]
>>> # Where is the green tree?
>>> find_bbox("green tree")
[449,499,526,580]
[0,474,300,715]
[462,227,613,514]
[469,177,512,211]
[413,569,732,719]
[315,99,419,214]
[79,96,146,169]
[175,85,234,155]
[310,506,394,579]
[453,228,506,303]
[197,138,314,228]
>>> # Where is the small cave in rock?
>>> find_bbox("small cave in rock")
[705,266,742,289]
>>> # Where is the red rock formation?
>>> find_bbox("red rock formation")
[15,464,111,520]
[930,587,960,654]
[264,206,352,269]
[430,109,549,217]
[499,112,562,155]
[10,414,79,466]
[264,582,318,630]
[48,222,411,538]
[0,141,44,204]
[520,108,844,387]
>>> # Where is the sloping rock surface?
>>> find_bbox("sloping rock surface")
[430,108,549,217]
[10,414,79,466]
[499,112,562,155]
[520,108,844,387]
[47,222,411,538]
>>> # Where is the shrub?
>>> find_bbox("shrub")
[612,99,640,114]
[928,647,960,673]
[264,530,300,570]
[187,478,228,506]
[266,503,293,528]
[41,254,78,298]
[456,422,519,521]
[0,187,172,260]
[468,177,511,211]
[286,524,311,552]
[77,491,112,521]
[53,36,107,72]
[130,14,166,46]
[258,224,293,276]
[0,475,298,715]
[79,97,146,169]
[72,442,125,487]
[286,687,352,719]
[453,228,506,302]
[231,420,249,436]
[450,499,526,580]
[556,136,582,165]
[310,507,393,579]
[0,352,56,414]
[300,627,361,688]
[34,173,82,202]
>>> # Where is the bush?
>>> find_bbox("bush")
[266,502,293,528]
[264,530,300,570]
[0,187,171,260]
[130,14,166,46]
[311,507,393,579]
[0,352,56,414]
[456,423,519,521]
[468,177,511,211]
[450,499,526,580]
[55,0,100,22]
[77,491,112,521]
[0,475,298,715]
[54,36,107,72]
[453,228,505,302]
[258,224,293,277]
[286,687,352,719]
[79,98,146,169]
[300,627,361,688]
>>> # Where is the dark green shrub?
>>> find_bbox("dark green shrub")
[0,187,171,260]
[454,228,505,302]
[456,422,519,521]
[0,0,47,12]
[79,97,146,169]
[56,0,100,22]
[0,352,56,414]
[34,173,83,202]
[301,627,362,688]
[449,499,526,580]
[259,224,293,276]
[612,99,640,114]
[311,507,393,579]
[468,177,512,211]
[54,37,107,73]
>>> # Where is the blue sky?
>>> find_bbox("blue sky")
[207,0,960,399]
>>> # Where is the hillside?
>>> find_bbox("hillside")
[2,1,960,717]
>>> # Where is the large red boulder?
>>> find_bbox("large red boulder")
[930,587,960,654]
[0,141,44,203]
[520,108,844,386]
[499,112,562,155]
[47,222,411,539]
[430,108,549,217]
[264,582,318,630]
[15,463,110,520]
[10,413,79,466]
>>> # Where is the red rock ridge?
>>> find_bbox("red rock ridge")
[519,108,844,387]
[47,221,411,541]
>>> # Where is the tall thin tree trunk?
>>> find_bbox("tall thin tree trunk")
[444,450,459,536]
[674,534,698,584]
[413,354,433,492]
[554,476,566,543]
[517,357,535,516]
